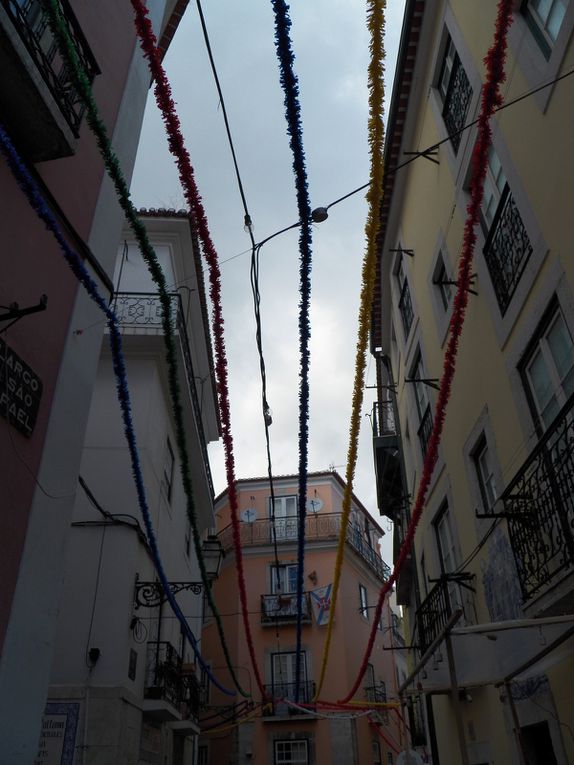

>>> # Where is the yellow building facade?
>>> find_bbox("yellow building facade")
[371,1,574,764]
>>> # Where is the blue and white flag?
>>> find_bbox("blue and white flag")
[310,584,332,626]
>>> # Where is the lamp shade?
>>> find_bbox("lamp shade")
[202,534,224,580]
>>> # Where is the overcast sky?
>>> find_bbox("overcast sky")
[130,0,407,563]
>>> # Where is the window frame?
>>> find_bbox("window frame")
[270,563,298,594]
[396,255,414,340]
[359,583,369,620]
[274,739,309,765]
[433,501,459,576]
[521,0,568,59]
[410,350,433,459]
[519,300,574,434]
[162,437,175,503]
[472,435,498,512]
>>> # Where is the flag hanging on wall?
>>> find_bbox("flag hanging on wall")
[310,584,332,626]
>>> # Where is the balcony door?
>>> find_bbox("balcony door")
[271,495,298,540]
[271,651,307,701]
[434,503,465,619]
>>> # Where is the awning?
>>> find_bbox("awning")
[400,614,574,695]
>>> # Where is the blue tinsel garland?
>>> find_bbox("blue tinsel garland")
[270,0,313,702]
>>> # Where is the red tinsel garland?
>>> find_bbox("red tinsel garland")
[130,0,266,699]
[341,0,514,703]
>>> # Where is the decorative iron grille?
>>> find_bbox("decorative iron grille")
[372,400,396,437]
[145,641,184,709]
[502,391,574,601]
[417,404,433,458]
[442,55,472,153]
[2,0,99,135]
[416,576,476,654]
[365,684,387,703]
[263,681,316,714]
[398,278,414,337]
[261,592,312,625]
[483,185,533,315]
[113,292,214,499]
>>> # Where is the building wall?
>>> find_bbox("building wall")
[374,1,574,763]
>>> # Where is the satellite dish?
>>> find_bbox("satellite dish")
[241,508,257,523]
[396,752,424,765]
[306,497,323,513]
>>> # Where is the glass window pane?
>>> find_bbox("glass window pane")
[546,314,574,383]
[527,349,555,411]
[533,0,554,23]
[547,0,567,39]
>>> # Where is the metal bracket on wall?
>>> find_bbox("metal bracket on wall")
[389,247,415,258]
[0,294,47,333]
[405,377,440,391]
[403,148,439,165]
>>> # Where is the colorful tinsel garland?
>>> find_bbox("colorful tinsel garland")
[314,0,387,701]
[269,0,314,702]
[129,0,264,698]
[340,0,515,704]
[0,122,231,693]
[44,0,239,695]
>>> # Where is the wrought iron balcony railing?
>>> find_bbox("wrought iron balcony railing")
[263,681,316,714]
[442,54,472,154]
[365,684,387,703]
[2,0,99,135]
[145,641,203,718]
[416,575,476,654]
[372,400,396,438]
[219,513,391,583]
[261,592,312,625]
[483,184,533,315]
[501,390,574,602]
[417,404,433,458]
[113,292,214,499]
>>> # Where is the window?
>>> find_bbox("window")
[473,436,498,511]
[271,651,307,701]
[523,0,568,58]
[481,147,533,316]
[434,503,459,575]
[275,740,309,765]
[372,739,382,765]
[437,34,473,153]
[198,745,208,765]
[270,564,298,593]
[433,251,452,311]
[522,305,574,430]
[410,352,433,458]
[270,495,298,540]
[162,437,175,502]
[359,584,369,619]
[396,257,414,338]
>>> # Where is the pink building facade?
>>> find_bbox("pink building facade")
[0,1,188,759]
[200,472,406,765]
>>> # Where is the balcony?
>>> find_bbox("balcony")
[0,0,99,161]
[219,513,391,584]
[261,592,312,626]
[144,642,202,722]
[113,292,214,499]
[372,400,405,522]
[416,575,476,654]
[501,391,574,611]
[483,184,533,315]
[263,681,316,716]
